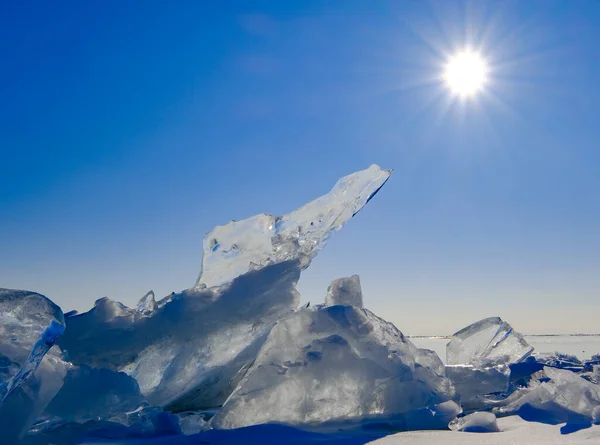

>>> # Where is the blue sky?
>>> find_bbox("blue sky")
[1,1,599,335]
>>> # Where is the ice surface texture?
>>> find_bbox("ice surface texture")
[447,317,533,368]
[0,289,67,443]
[58,165,392,412]
[42,365,146,423]
[445,365,510,411]
[197,164,391,289]
[324,275,363,308]
[212,305,459,430]
[498,367,600,429]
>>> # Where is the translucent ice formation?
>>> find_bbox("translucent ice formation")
[447,317,533,368]
[58,165,392,412]
[26,406,181,444]
[497,367,600,428]
[197,165,391,289]
[212,305,459,430]
[42,365,146,423]
[177,411,210,435]
[0,289,67,443]
[137,291,157,315]
[324,275,363,308]
[445,365,510,411]
[449,412,500,433]
[533,352,584,372]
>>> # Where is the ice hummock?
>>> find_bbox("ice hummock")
[324,275,363,308]
[496,367,600,429]
[447,317,534,368]
[5,162,600,444]
[57,165,392,412]
[0,289,67,443]
[196,164,391,289]
[211,304,459,430]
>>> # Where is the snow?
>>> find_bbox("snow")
[67,416,600,444]
[324,275,363,308]
[448,411,500,432]
[370,415,600,444]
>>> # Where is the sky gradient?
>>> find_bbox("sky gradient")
[2,1,599,335]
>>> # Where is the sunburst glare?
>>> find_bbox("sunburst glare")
[444,50,488,98]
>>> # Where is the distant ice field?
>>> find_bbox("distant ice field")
[411,335,600,364]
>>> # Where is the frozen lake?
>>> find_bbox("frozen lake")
[410,335,600,364]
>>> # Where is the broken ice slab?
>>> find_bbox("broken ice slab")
[445,365,510,411]
[58,165,392,412]
[324,275,363,308]
[60,260,303,412]
[0,289,65,357]
[25,406,181,444]
[1,320,64,403]
[449,412,500,433]
[533,352,584,372]
[0,289,67,444]
[212,304,458,430]
[584,355,600,373]
[196,164,391,289]
[497,366,600,429]
[446,317,533,368]
[42,365,146,423]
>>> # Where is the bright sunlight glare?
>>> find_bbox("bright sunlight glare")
[444,50,488,98]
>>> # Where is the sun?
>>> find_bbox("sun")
[444,50,488,98]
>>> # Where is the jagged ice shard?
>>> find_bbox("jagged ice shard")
[446,317,534,368]
[0,289,67,443]
[196,164,392,288]
[212,304,459,430]
[324,275,363,308]
[58,165,392,412]
[496,367,600,427]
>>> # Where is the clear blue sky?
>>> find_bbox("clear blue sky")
[2,1,599,335]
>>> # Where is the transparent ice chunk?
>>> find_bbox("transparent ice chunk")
[196,165,391,289]
[447,317,533,367]
[212,305,458,430]
[58,165,392,412]
[42,365,146,423]
[445,364,510,411]
[0,289,67,444]
[324,275,363,308]
[533,352,583,372]
[497,366,600,428]
[137,290,157,315]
